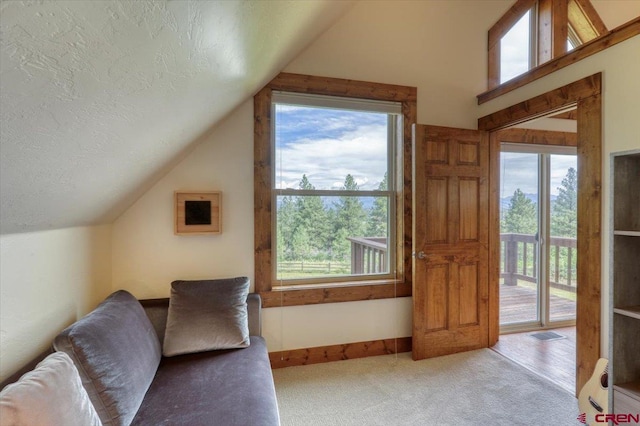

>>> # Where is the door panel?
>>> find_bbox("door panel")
[425,178,449,243]
[413,124,489,360]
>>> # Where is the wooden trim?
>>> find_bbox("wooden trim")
[267,73,417,102]
[254,86,273,295]
[494,128,577,146]
[254,73,417,306]
[478,73,600,130]
[269,337,412,369]
[552,0,569,59]
[550,110,577,120]
[480,73,602,396]
[478,17,640,104]
[538,0,554,64]
[575,92,602,396]
[488,0,537,49]
[570,0,608,43]
[488,132,501,347]
[261,283,411,308]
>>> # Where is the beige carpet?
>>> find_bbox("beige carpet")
[272,349,582,426]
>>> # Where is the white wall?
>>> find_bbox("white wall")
[0,225,112,381]
[477,36,640,355]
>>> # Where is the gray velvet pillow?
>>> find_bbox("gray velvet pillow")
[53,290,161,426]
[0,352,102,426]
[163,277,250,357]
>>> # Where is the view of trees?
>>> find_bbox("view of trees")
[501,167,578,286]
[501,167,577,238]
[276,173,388,269]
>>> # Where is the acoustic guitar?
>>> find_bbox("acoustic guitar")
[578,358,609,425]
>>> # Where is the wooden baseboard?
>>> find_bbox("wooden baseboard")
[269,337,412,369]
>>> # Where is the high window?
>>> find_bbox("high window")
[254,73,416,307]
[488,0,607,89]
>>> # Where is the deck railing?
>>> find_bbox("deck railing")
[347,237,388,274]
[501,233,577,292]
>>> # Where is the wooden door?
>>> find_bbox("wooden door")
[412,124,489,360]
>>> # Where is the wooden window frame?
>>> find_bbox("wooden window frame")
[479,73,602,395]
[254,73,416,308]
[487,0,615,93]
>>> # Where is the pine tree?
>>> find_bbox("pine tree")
[293,175,329,260]
[551,167,577,238]
[503,188,537,234]
[332,174,367,261]
[366,173,388,237]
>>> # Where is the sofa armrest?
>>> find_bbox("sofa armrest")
[247,293,262,337]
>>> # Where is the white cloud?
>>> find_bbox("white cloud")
[276,122,388,190]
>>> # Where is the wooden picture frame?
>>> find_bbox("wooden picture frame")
[174,191,222,235]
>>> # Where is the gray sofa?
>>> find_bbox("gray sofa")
[1,286,280,426]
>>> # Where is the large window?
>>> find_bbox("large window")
[272,93,400,285]
[254,73,416,307]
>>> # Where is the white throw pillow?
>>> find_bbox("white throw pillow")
[0,352,102,426]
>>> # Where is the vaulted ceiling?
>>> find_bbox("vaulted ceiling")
[0,0,636,235]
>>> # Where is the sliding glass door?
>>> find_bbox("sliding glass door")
[499,145,577,331]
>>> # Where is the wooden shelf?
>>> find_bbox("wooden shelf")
[614,306,640,320]
[614,382,640,399]
[614,230,640,237]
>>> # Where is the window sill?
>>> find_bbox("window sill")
[259,280,411,308]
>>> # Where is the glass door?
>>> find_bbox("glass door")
[499,146,577,331]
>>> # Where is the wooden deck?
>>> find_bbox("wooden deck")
[500,284,576,325]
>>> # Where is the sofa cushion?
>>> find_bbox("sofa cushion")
[0,352,102,426]
[53,290,161,426]
[132,336,280,425]
[163,277,250,357]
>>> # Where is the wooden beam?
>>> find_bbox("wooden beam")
[478,74,600,130]
[478,17,639,104]
[553,0,569,58]
[538,0,554,64]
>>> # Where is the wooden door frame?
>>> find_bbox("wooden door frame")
[478,73,602,395]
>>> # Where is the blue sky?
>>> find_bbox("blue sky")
[275,105,388,191]
[500,152,577,199]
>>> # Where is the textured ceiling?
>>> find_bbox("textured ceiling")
[0,0,354,234]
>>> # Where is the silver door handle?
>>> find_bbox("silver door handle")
[412,251,426,260]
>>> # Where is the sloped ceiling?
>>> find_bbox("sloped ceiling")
[0,0,354,234]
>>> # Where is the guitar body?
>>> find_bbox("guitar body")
[578,358,609,425]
